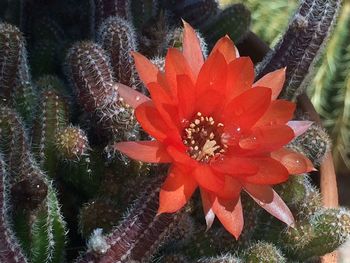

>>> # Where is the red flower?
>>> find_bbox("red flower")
[114,21,315,238]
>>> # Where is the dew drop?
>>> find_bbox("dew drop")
[239,135,259,149]
[135,96,140,101]
[221,124,241,146]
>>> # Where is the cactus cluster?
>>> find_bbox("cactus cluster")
[0,0,348,262]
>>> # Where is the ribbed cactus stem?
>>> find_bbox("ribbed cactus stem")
[0,22,36,126]
[130,0,158,29]
[0,106,66,263]
[76,173,185,263]
[283,208,350,260]
[92,0,131,32]
[0,155,28,263]
[98,16,139,89]
[55,126,89,161]
[201,4,251,46]
[66,41,117,112]
[256,0,342,100]
[289,124,331,166]
[32,87,69,175]
[243,242,286,263]
[199,254,242,263]
[78,198,121,238]
[0,23,23,98]
[161,0,218,28]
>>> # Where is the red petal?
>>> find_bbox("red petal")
[166,145,197,167]
[287,121,313,137]
[217,176,242,200]
[114,83,150,108]
[200,189,215,231]
[114,141,172,163]
[271,148,315,174]
[222,87,272,131]
[132,52,159,86]
[158,165,198,214]
[147,81,173,106]
[244,184,295,227]
[212,196,244,239]
[210,36,237,63]
[254,100,296,127]
[210,156,259,175]
[193,165,224,193]
[239,125,295,155]
[195,90,223,117]
[182,20,204,77]
[242,157,290,185]
[135,101,175,141]
[177,74,196,119]
[147,81,181,130]
[196,51,227,97]
[253,68,286,100]
[165,48,195,97]
[225,57,255,103]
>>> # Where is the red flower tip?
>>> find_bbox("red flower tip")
[114,22,314,238]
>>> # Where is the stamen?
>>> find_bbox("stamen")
[182,112,227,163]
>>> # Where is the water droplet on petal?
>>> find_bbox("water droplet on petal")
[239,135,259,149]
[135,96,140,101]
[221,124,241,146]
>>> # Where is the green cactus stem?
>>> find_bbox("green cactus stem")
[32,86,69,177]
[243,242,286,263]
[256,0,342,100]
[0,106,66,263]
[161,0,218,28]
[283,208,350,260]
[55,126,89,161]
[199,254,242,263]
[0,22,36,127]
[201,4,251,47]
[289,124,331,166]
[0,154,29,263]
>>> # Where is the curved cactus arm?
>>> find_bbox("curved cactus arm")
[256,0,342,101]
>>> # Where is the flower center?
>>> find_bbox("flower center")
[182,112,227,163]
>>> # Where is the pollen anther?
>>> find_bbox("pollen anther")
[182,112,227,163]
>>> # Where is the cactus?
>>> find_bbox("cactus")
[0,106,66,263]
[76,173,186,263]
[66,41,116,112]
[201,4,251,47]
[310,3,350,174]
[98,16,139,89]
[0,23,23,98]
[0,154,28,263]
[243,242,286,263]
[161,0,219,28]
[32,81,69,176]
[256,0,342,100]
[92,0,131,32]
[289,124,331,166]
[199,254,242,263]
[0,1,348,262]
[55,126,89,161]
